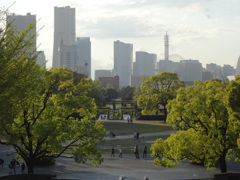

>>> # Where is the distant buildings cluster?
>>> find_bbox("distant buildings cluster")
[6,6,240,89]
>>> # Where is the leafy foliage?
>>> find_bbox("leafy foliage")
[137,72,185,121]
[0,17,106,173]
[151,79,240,173]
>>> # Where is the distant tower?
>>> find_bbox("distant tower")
[164,32,169,61]
[52,6,75,68]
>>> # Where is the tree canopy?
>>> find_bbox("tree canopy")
[151,79,240,173]
[0,15,106,173]
[137,72,185,122]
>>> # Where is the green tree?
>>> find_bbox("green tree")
[138,72,185,122]
[0,68,106,173]
[118,86,135,101]
[0,15,106,173]
[151,79,240,173]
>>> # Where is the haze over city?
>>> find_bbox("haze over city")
[2,0,240,77]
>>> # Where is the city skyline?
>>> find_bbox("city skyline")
[2,0,240,78]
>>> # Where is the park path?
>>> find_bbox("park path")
[105,130,177,141]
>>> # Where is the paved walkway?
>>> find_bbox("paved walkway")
[0,130,240,180]
[105,130,177,140]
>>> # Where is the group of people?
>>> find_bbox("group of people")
[8,158,25,175]
[111,146,122,158]
[111,144,148,159]
[134,145,148,159]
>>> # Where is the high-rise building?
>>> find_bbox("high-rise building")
[52,6,75,68]
[113,40,133,88]
[76,37,91,78]
[134,51,157,77]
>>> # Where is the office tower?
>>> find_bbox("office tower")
[95,70,112,80]
[59,43,77,72]
[113,40,133,88]
[52,6,75,68]
[76,37,91,78]
[7,12,36,49]
[164,32,169,61]
[134,51,157,76]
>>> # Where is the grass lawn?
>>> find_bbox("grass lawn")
[101,120,173,136]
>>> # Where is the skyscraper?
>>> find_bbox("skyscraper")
[76,37,91,78]
[52,6,75,68]
[113,40,133,88]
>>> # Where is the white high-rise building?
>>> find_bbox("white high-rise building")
[113,40,133,88]
[52,6,75,68]
[76,37,91,78]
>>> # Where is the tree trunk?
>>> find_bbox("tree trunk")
[26,160,34,173]
[163,106,167,123]
[219,151,227,173]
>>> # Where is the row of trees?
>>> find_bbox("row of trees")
[0,16,106,173]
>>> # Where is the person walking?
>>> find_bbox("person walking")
[119,147,123,158]
[21,162,25,174]
[9,158,17,174]
[134,145,139,159]
[143,145,147,158]
[111,146,115,157]
[136,132,140,142]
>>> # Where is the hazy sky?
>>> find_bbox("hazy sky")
[2,0,240,77]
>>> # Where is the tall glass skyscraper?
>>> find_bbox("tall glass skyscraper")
[52,6,75,68]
